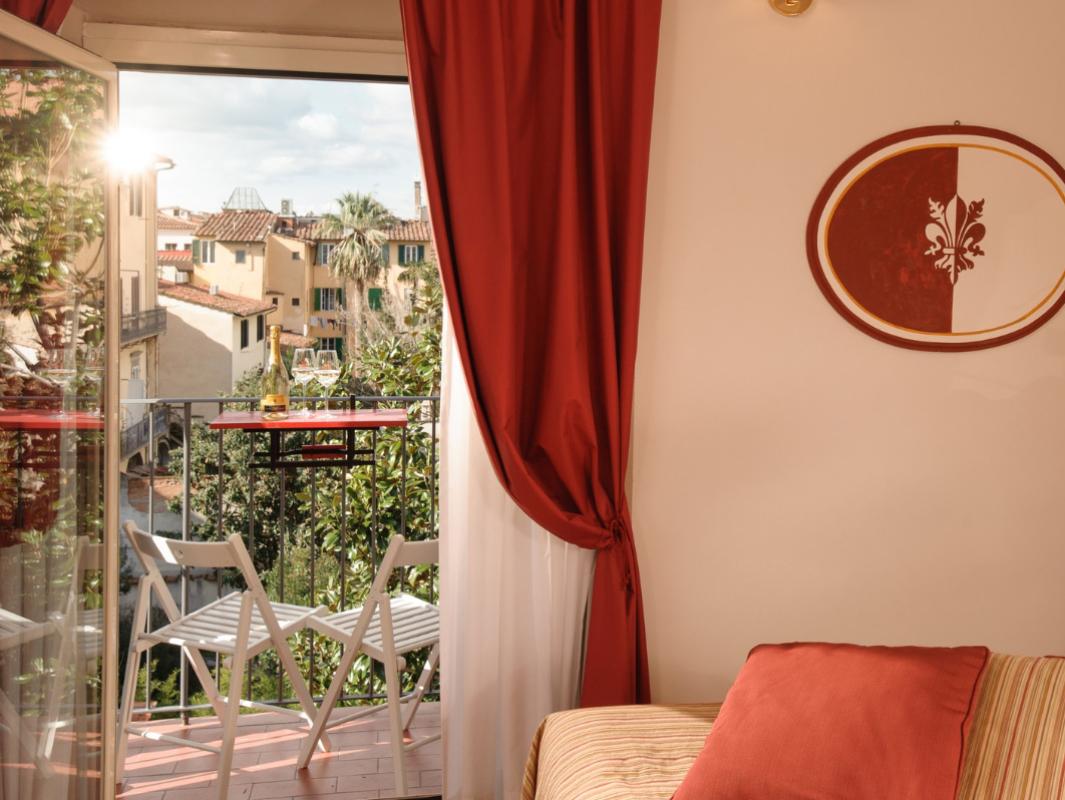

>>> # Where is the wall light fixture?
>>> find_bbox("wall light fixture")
[770,0,813,16]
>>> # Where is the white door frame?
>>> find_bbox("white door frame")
[82,22,406,78]
[0,9,121,797]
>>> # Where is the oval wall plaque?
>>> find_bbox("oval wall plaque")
[807,125,1065,351]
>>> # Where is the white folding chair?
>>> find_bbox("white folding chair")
[296,535,440,797]
[0,537,102,779]
[117,522,331,800]
[39,539,105,761]
[0,605,57,779]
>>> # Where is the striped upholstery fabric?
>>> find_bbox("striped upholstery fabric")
[524,653,1065,800]
[522,704,720,800]
[958,653,1065,799]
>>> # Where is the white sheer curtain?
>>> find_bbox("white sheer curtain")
[440,321,595,799]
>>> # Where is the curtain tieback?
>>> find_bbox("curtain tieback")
[608,517,635,597]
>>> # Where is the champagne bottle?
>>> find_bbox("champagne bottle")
[260,325,290,420]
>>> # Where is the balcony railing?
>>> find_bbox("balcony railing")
[120,406,169,459]
[120,394,440,721]
[120,306,167,344]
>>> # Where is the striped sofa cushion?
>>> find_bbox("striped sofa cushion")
[958,653,1065,799]
[522,704,721,800]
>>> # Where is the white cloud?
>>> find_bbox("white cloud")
[120,72,424,218]
[294,111,340,140]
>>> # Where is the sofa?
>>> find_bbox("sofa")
[522,652,1065,799]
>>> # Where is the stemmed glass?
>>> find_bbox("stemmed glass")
[83,344,104,416]
[291,348,316,416]
[314,350,341,417]
[41,348,77,419]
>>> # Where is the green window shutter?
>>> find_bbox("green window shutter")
[337,340,345,361]
[368,287,383,311]
[336,287,345,306]
[382,243,390,264]
[314,288,321,311]
[417,245,425,262]
[398,245,406,265]
[192,239,201,264]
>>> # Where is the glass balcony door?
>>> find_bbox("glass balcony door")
[0,12,119,800]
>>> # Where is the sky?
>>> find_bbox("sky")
[119,72,424,219]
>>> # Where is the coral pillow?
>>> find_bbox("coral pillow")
[673,643,989,800]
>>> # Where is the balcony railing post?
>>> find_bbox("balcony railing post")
[180,402,192,724]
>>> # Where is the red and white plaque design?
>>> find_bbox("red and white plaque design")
[807,126,1065,350]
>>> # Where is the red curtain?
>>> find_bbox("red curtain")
[0,0,72,33]
[400,0,662,707]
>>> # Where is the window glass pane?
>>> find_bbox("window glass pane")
[0,43,110,798]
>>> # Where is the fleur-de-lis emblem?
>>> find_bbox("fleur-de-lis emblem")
[924,195,986,284]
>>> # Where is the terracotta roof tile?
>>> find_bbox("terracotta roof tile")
[156,212,203,232]
[159,280,274,317]
[385,219,432,242]
[157,249,192,266]
[292,218,432,244]
[195,210,277,242]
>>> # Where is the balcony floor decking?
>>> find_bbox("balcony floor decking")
[120,703,441,800]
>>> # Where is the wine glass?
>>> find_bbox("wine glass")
[291,348,316,416]
[82,344,104,416]
[314,350,341,416]
[41,348,77,419]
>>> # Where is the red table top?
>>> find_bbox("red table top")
[0,410,104,431]
[208,408,409,431]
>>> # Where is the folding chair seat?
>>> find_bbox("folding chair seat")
[117,522,330,800]
[144,592,320,657]
[311,593,439,664]
[297,535,440,797]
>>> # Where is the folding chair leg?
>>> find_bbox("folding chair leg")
[380,599,408,797]
[184,647,228,720]
[0,685,53,782]
[296,637,360,769]
[401,643,439,732]
[38,620,73,761]
[115,643,143,786]
[272,632,331,752]
[215,592,252,800]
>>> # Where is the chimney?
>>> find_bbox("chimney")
[414,181,422,218]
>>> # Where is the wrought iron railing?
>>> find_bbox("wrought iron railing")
[120,394,440,720]
[120,307,167,344]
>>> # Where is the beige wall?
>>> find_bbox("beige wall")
[265,235,311,333]
[118,169,158,313]
[193,241,270,305]
[158,298,264,401]
[632,0,1065,702]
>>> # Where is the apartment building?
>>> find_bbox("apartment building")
[118,162,169,471]
[184,184,433,361]
[156,279,273,409]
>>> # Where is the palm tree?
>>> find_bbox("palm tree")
[319,192,395,361]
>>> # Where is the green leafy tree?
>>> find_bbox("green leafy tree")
[397,256,443,330]
[0,67,106,348]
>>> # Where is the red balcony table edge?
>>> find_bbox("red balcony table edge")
[0,409,105,431]
[208,408,409,431]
